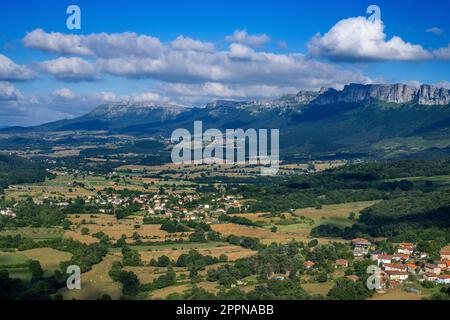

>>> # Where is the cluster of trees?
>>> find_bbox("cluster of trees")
[149,250,223,269]
[206,258,256,286]
[109,261,141,297]
[160,220,189,233]
[430,286,450,300]
[218,214,259,227]
[312,190,450,242]
[185,220,211,232]
[167,279,309,300]
[142,216,167,224]
[0,236,108,273]
[0,264,65,300]
[0,236,109,300]
[0,154,52,193]
[225,235,261,250]
[230,159,450,214]
[175,250,224,268]
[122,246,143,266]
[327,279,371,300]
[0,200,65,229]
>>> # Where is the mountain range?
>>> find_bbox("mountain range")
[4,83,450,160]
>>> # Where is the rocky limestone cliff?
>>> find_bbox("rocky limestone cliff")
[313,83,450,106]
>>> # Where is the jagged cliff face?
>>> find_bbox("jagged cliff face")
[417,85,450,105]
[313,84,450,106]
[203,83,450,111]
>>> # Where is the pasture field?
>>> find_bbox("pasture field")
[150,283,191,299]
[389,174,450,186]
[5,174,94,200]
[196,281,220,294]
[58,254,122,300]
[0,252,29,267]
[138,244,256,262]
[222,201,377,244]
[117,162,315,180]
[312,160,347,172]
[6,267,32,281]
[122,266,171,283]
[211,223,295,244]
[294,201,379,225]
[229,212,296,223]
[63,230,100,244]
[369,287,426,300]
[20,248,72,273]
[0,227,64,240]
[0,252,32,281]
[301,282,334,296]
[1,248,72,279]
[113,241,229,252]
[67,214,187,242]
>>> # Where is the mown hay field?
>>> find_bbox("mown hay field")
[20,248,72,273]
[58,255,122,300]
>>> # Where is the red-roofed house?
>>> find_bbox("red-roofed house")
[397,243,415,255]
[425,264,441,275]
[423,272,438,282]
[352,238,371,257]
[392,254,409,262]
[386,270,409,282]
[384,263,407,272]
[440,246,450,260]
[304,261,315,270]
[346,275,359,282]
[335,259,348,268]
[406,263,418,273]
[435,260,448,269]
[377,254,393,265]
[436,274,450,285]
[352,238,371,246]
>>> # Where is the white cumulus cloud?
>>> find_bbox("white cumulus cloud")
[225,29,271,48]
[0,82,23,101]
[0,54,34,81]
[52,87,78,99]
[434,44,450,60]
[171,36,215,53]
[308,17,433,62]
[39,57,99,82]
[23,29,163,58]
[426,27,444,35]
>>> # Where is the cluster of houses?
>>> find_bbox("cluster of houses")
[352,239,450,287]
[146,194,244,222]
[0,208,16,218]
[93,192,244,223]
[302,239,450,290]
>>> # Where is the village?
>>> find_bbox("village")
[302,239,450,291]
[1,163,450,300]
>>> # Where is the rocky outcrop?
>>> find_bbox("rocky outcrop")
[313,83,450,106]
[417,85,450,105]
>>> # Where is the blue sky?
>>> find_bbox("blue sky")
[0,0,450,126]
